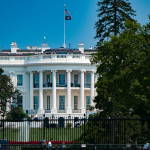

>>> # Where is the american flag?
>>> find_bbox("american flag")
[65,9,72,18]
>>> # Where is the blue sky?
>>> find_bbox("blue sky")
[0,0,150,50]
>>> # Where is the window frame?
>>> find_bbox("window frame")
[86,96,91,110]
[74,96,78,110]
[47,96,50,110]
[34,96,39,110]
[34,74,39,87]
[59,74,65,84]
[17,75,23,86]
[74,74,78,85]
[59,95,65,110]
[86,75,91,85]
[17,96,23,108]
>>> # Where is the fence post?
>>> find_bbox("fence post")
[124,118,126,144]
[43,114,45,140]
[2,113,4,140]
[84,113,85,144]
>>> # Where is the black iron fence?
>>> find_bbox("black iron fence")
[0,117,149,149]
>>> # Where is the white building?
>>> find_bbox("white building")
[0,41,98,118]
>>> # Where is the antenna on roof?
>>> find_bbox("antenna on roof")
[69,43,71,48]
[44,37,46,44]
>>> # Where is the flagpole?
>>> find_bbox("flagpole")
[63,4,66,48]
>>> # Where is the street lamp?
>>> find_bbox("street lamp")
[68,114,71,119]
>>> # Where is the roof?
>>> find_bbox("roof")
[44,48,80,53]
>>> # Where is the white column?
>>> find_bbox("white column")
[38,70,44,113]
[66,70,72,113]
[51,70,57,113]
[29,71,33,110]
[80,70,86,113]
[90,71,95,106]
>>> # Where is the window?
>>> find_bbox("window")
[74,74,78,85]
[17,96,23,108]
[59,74,65,84]
[47,75,50,83]
[1,98,6,111]
[17,75,23,86]
[47,96,50,110]
[74,96,78,110]
[47,75,50,87]
[86,75,91,85]
[59,96,65,110]
[34,96,39,110]
[34,75,39,87]
[86,96,91,110]
[56,52,67,54]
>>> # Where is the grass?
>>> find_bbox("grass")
[0,127,83,142]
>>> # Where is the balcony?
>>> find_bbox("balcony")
[84,84,91,88]
[72,109,81,113]
[43,83,52,87]
[56,83,67,87]
[71,83,80,87]
[34,83,39,88]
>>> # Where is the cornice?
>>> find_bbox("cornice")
[25,63,94,67]
[0,62,96,67]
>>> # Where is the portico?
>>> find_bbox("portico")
[28,69,96,115]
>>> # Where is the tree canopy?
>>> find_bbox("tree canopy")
[91,17,150,117]
[95,0,136,41]
[6,105,30,120]
[0,68,20,114]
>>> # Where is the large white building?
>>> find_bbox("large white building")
[0,41,98,118]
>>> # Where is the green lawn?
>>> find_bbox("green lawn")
[0,127,83,141]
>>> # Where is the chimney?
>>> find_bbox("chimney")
[10,41,18,53]
[78,42,84,53]
[41,37,50,53]
[41,44,50,53]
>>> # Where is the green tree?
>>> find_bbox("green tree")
[0,68,20,114]
[91,18,150,117]
[6,105,30,120]
[95,0,136,41]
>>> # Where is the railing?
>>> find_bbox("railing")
[56,83,67,87]
[14,57,25,60]
[57,55,66,58]
[84,83,91,88]
[72,109,81,113]
[34,83,39,88]
[0,57,9,60]
[34,83,92,88]
[43,83,52,87]
[43,55,51,59]
[0,54,91,65]
[71,83,80,87]
[44,109,51,113]
[72,54,80,58]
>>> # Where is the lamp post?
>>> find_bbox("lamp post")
[68,114,71,119]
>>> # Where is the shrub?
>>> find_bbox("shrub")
[67,123,72,128]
